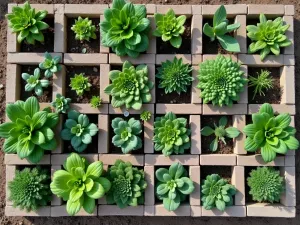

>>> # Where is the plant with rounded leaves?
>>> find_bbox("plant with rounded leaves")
[50,153,111,216]
[70,73,91,96]
[51,93,71,113]
[39,52,62,78]
[156,162,194,211]
[140,110,152,122]
[249,69,274,100]
[201,174,236,211]
[71,17,97,41]
[156,57,193,94]
[153,112,191,156]
[104,61,154,110]
[90,96,102,108]
[106,160,147,208]
[197,55,247,106]
[61,110,98,152]
[22,68,50,96]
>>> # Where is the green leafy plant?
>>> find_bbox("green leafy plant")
[201,174,236,211]
[247,14,291,61]
[140,110,152,122]
[50,153,111,216]
[203,5,240,52]
[61,110,98,152]
[201,116,240,152]
[153,9,186,48]
[100,0,150,58]
[51,93,71,113]
[243,103,299,162]
[90,96,102,108]
[69,73,91,96]
[153,112,191,156]
[104,61,154,110]
[106,159,147,208]
[247,167,284,203]
[0,97,58,163]
[39,52,62,78]
[22,68,50,96]
[156,57,193,94]
[9,167,52,212]
[71,16,97,41]
[248,69,274,100]
[156,162,194,211]
[197,55,247,106]
[6,1,49,44]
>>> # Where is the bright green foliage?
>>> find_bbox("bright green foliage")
[203,5,240,52]
[201,116,240,152]
[6,1,49,44]
[201,174,236,211]
[22,68,50,96]
[243,103,299,162]
[100,0,150,58]
[156,163,194,211]
[104,61,154,110]
[71,16,97,41]
[153,112,191,156]
[106,160,147,208]
[61,110,98,153]
[197,55,247,107]
[0,97,59,163]
[247,14,291,61]
[249,70,274,100]
[50,153,111,216]
[111,117,142,154]
[90,96,102,108]
[51,93,71,113]
[153,9,186,48]
[69,73,91,96]
[247,167,284,203]
[140,110,152,122]
[39,52,62,78]
[9,167,52,212]
[156,57,193,94]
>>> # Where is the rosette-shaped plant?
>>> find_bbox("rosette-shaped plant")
[22,68,50,96]
[61,110,98,152]
[71,16,97,41]
[197,55,247,106]
[153,112,191,156]
[51,153,111,216]
[140,110,152,122]
[90,96,102,108]
[9,167,52,212]
[247,167,284,203]
[243,103,299,162]
[156,57,193,94]
[106,160,147,208]
[39,52,62,78]
[153,9,186,48]
[111,117,142,154]
[156,163,194,211]
[0,97,59,163]
[6,1,49,44]
[201,174,236,211]
[100,0,150,58]
[247,14,291,61]
[51,94,71,113]
[69,73,92,96]
[104,61,154,110]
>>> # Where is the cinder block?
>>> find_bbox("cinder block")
[147,16,156,54]
[6,165,16,206]
[148,64,156,103]
[145,155,199,166]
[202,5,247,16]
[6,206,51,217]
[191,15,202,54]
[99,15,109,53]
[144,116,154,154]
[202,104,247,115]
[235,15,247,54]
[190,115,201,154]
[189,166,201,206]
[64,4,108,17]
[69,103,108,114]
[192,5,202,15]
[154,204,191,216]
[99,154,144,166]
[109,104,154,115]
[54,4,66,53]
[51,206,97,217]
[98,205,144,216]
[64,53,108,65]
[238,65,248,104]
[203,54,238,62]
[191,65,201,104]
[280,66,295,104]
[6,64,21,103]
[202,206,246,217]
[98,115,109,154]
[237,155,285,166]
[156,5,192,16]
[144,206,155,216]
[52,114,63,154]
[109,53,155,64]
[200,155,236,166]
[52,65,66,99]
[247,5,285,16]
[191,206,202,217]
[284,54,295,66]
[233,115,247,155]
[7,53,63,65]
[145,4,156,14]
[99,64,110,103]
[285,156,295,166]
[144,166,155,206]
[51,166,62,206]
[232,166,245,205]
[51,154,98,165]
[247,203,295,217]
[285,5,295,16]
[156,54,191,64]
[280,166,296,207]
[283,16,294,55]
[5,154,50,165]
[156,104,202,114]
[7,4,19,52]
[248,104,295,115]
[238,54,284,66]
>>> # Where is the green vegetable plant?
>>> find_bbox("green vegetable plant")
[243,103,299,162]
[203,5,240,52]
[39,52,62,78]
[140,110,152,122]
[153,112,191,156]
[51,93,71,113]
[247,14,291,61]
[201,174,236,211]
[197,55,247,107]
[248,69,274,100]
[50,153,111,216]
[247,167,284,203]
[22,68,50,96]
[106,159,147,208]
[100,0,150,58]
[71,16,97,41]
[61,110,98,152]
[153,9,186,48]
[0,97,59,163]
[155,162,194,211]
[9,167,52,212]
[104,61,154,110]
[156,57,193,94]
[70,73,91,96]
[201,116,240,152]
[90,96,102,108]
[6,1,49,44]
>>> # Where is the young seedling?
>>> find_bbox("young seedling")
[51,93,71,113]
[140,110,152,122]
[39,52,62,78]
[90,96,102,108]
[249,69,274,100]
[69,73,91,96]
[71,16,97,41]
[22,68,50,96]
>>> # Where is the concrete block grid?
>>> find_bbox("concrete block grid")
[5,4,295,217]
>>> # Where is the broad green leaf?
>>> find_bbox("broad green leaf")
[82,196,96,214]
[163,194,180,211]
[70,188,83,202]
[66,197,83,216]
[3,137,18,153]
[272,139,287,154]
[44,113,59,128]
[6,103,26,122]
[201,126,214,136]
[225,127,240,138]
[31,130,46,145]
[24,97,39,117]
[64,153,85,172]
[39,138,57,150]
[170,36,182,49]
[32,111,47,129]
[71,136,82,148]
[226,22,240,32]
[210,138,218,152]
[157,184,169,195]
[82,133,92,145]
[243,124,257,138]
[213,5,227,27]
[217,35,241,52]
[27,146,44,163]
[17,139,34,159]
[253,130,264,146]
[61,128,72,140]
[0,122,15,138]
[259,103,274,117]
[51,170,74,195]
[284,136,299,150]
[178,177,194,195]
[275,113,291,129]
[98,177,111,192]
[244,137,259,152]
[156,168,169,182]
[219,116,228,126]
[86,182,105,199]
[169,162,184,179]
[216,199,226,211]
[214,21,228,36]
[261,143,276,162]
[86,161,103,178]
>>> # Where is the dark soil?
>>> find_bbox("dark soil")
[201,166,232,185]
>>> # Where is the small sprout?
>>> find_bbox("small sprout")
[69,73,91,96]
[140,110,152,122]
[90,96,102,108]
[22,68,49,96]
[123,111,130,117]
[71,16,97,41]
[248,69,274,100]
[81,48,87,54]
[51,93,71,113]
[39,52,62,78]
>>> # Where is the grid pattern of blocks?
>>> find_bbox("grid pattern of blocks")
[5,3,296,218]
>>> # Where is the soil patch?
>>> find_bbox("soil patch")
[201,166,232,185]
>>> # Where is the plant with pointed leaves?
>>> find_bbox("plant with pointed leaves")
[71,17,97,41]
[22,68,50,96]
[249,69,274,100]
[39,52,62,78]
[51,94,71,113]
[140,110,152,122]
[90,96,102,108]
[69,73,91,96]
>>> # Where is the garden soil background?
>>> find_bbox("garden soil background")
[0,0,299,224]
